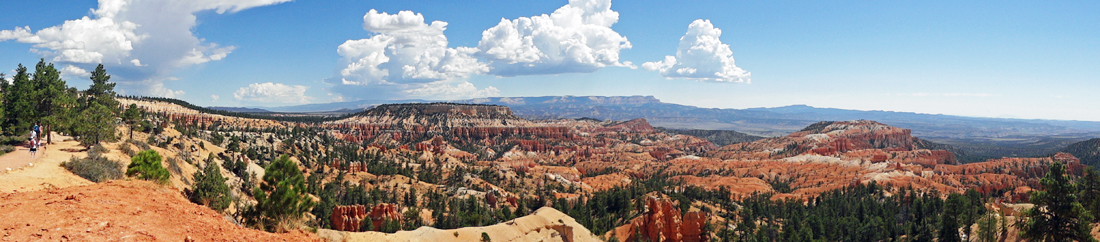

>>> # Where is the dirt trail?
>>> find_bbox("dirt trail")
[0,141,40,171]
[0,180,321,241]
[0,133,92,193]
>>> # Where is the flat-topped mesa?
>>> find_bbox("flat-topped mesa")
[711,120,958,165]
[361,103,517,120]
[329,103,574,142]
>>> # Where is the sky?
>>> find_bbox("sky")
[2,0,1098,121]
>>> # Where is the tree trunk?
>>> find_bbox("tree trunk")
[46,125,52,145]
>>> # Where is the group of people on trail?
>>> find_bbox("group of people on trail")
[29,122,41,158]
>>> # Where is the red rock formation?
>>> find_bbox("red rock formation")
[331,205,368,232]
[600,119,657,133]
[368,203,402,230]
[609,197,707,242]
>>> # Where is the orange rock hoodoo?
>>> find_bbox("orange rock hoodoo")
[330,205,368,232]
[330,203,403,232]
[609,197,708,242]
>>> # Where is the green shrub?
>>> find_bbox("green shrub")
[0,145,14,155]
[189,159,232,212]
[481,232,492,242]
[245,154,314,232]
[131,140,151,151]
[211,132,225,146]
[167,157,183,175]
[119,142,134,157]
[126,150,170,184]
[89,144,109,156]
[62,152,123,183]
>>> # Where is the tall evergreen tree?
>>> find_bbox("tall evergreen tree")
[73,101,116,146]
[83,64,119,111]
[941,194,966,242]
[3,64,35,133]
[1078,167,1100,222]
[122,103,142,140]
[31,59,74,144]
[1018,162,1097,242]
[70,64,118,146]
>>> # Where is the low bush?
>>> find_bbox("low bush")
[126,150,170,184]
[0,135,26,146]
[119,142,134,157]
[0,145,14,155]
[130,139,151,151]
[62,148,123,182]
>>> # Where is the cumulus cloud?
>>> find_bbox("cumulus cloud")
[147,82,186,98]
[60,65,90,77]
[405,80,501,100]
[234,82,314,104]
[330,1,636,101]
[211,94,220,102]
[0,0,290,97]
[476,0,633,76]
[330,9,496,100]
[642,19,750,83]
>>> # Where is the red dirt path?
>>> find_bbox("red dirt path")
[0,180,321,242]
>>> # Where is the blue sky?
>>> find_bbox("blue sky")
[2,0,1098,121]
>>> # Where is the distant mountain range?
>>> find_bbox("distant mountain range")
[210,95,1100,161]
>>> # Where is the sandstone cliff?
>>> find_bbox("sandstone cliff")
[319,207,601,242]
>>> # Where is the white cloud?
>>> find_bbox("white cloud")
[642,19,750,83]
[337,9,488,85]
[331,9,495,100]
[233,82,314,104]
[0,0,289,97]
[476,0,632,76]
[147,82,185,98]
[404,80,500,100]
[330,1,635,100]
[211,94,220,102]
[60,65,90,77]
[328,93,344,102]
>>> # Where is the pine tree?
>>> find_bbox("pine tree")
[190,159,232,212]
[31,59,73,144]
[1018,162,1097,242]
[3,64,35,133]
[1078,167,1100,222]
[126,150,170,184]
[247,154,315,232]
[976,213,999,242]
[83,64,119,110]
[122,104,142,140]
[73,101,116,146]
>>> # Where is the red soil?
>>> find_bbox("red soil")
[0,180,320,241]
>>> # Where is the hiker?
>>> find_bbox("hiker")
[29,136,39,158]
[33,122,41,137]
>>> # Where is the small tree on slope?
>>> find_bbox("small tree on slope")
[190,156,232,212]
[126,150,169,184]
[247,154,314,232]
